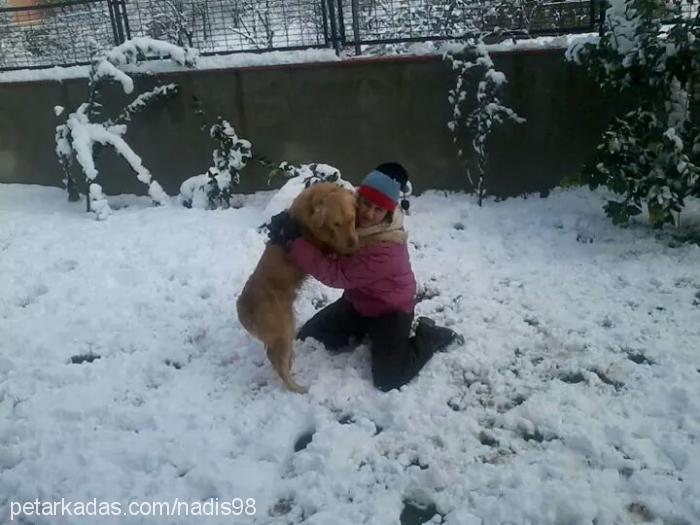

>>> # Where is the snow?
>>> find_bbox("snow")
[393,33,599,58]
[263,175,315,218]
[667,77,690,128]
[210,120,252,175]
[62,103,167,209]
[485,69,507,86]
[88,183,111,221]
[1,183,699,524]
[606,0,640,62]
[177,119,253,210]
[0,49,341,84]
[117,84,179,124]
[178,174,213,210]
[105,37,199,69]
[565,34,601,64]
[664,127,684,151]
[89,39,194,99]
[263,165,353,217]
[0,35,598,85]
[95,59,135,95]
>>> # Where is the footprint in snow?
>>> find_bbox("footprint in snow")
[53,259,78,273]
[15,284,49,308]
[293,429,315,452]
[400,500,442,525]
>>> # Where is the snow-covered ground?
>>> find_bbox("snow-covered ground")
[1,183,699,525]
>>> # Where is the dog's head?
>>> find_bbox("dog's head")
[292,183,359,255]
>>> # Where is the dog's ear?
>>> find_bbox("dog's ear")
[309,191,327,230]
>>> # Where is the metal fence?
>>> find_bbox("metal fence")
[2,0,680,72]
[0,0,120,70]
[338,0,602,50]
[124,0,329,55]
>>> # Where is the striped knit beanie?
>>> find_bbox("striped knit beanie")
[357,163,408,212]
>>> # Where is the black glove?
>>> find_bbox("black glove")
[267,210,302,249]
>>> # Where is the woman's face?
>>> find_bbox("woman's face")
[356,195,389,228]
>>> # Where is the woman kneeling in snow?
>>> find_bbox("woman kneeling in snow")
[268,162,463,392]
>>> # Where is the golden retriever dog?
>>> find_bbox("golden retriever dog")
[236,183,359,393]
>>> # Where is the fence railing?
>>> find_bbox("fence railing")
[0,0,631,71]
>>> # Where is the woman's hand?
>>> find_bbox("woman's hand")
[267,210,301,250]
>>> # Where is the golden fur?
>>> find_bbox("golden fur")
[236,183,359,393]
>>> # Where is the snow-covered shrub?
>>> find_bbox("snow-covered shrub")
[445,39,525,206]
[179,117,252,210]
[179,99,345,212]
[55,37,198,219]
[263,163,352,217]
[275,162,351,189]
[566,0,700,228]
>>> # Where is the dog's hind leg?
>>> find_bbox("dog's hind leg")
[266,339,307,394]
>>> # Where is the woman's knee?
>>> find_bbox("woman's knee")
[371,351,409,391]
[296,321,318,341]
[372,367,407,392]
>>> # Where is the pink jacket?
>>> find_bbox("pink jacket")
[289,238,417,317]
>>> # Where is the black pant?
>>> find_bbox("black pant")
[297,296,432,391]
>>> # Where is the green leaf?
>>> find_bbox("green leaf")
[560,174,583,188]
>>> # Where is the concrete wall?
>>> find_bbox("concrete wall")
[0,49,615,197]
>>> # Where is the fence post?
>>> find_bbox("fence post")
[598,0,607,36]
[320,0,330,44]
[117,0,131,41]
[337,0,346,45]
[107,0,122,46]
[106,0,129,45]
[351,0,361,55]
[325,0,341,54]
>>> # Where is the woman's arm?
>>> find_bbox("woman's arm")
[288,238,391,289]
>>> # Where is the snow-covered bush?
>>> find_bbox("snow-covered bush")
[179,117,252,210]
[263,163,352,217]
[275,162,351,189]
[445,38,525,206]
[566,0,700,228]
[55,37,198,219]
[179,98,346,212]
